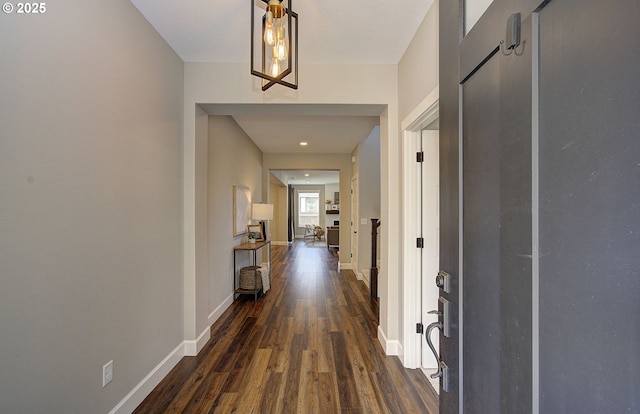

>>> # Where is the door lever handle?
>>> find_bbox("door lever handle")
[428,310,442,315]
[425,321,444,379]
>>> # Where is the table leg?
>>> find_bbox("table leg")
[253,250,257,303]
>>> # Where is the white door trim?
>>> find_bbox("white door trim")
[400,86,439,369]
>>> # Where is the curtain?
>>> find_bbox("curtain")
[287,185,295,242]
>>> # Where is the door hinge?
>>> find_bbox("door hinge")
[416,151,424,162]
[417,237,424,248]
[416,322,424,334]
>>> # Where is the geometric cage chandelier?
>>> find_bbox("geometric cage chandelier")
[250,0,298,91]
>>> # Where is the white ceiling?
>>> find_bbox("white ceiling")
[130,0,433,64]
[232,114,379,154]
[272,169,339,185]
[130,0,433,154]
[200,103,383,154]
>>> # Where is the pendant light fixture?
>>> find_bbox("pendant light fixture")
[251,0,298,91]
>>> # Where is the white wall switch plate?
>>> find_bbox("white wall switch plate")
[102,360,113,387]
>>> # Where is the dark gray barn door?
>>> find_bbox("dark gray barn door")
[460,4,535,413]
[440,0,640,413]
[537,1,640,412]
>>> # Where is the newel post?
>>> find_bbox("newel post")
[370,218,381,300]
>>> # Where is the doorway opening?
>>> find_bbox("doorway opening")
[269,169,339,248]
[401,89,440,392]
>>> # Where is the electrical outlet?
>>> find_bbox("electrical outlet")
[360,218,367,225]
[102,360,113,387]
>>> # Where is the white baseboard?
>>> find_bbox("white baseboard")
[184,326,211,356]
[340,262,352,270]
[110,322,216,414]
[208,294,234,326]
[271,240,288,246]
[377,325,401,356]
[110,295,241,413]
[361,269,370,287]
[109,342,185,414]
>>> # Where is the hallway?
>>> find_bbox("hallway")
[134,241,438,413]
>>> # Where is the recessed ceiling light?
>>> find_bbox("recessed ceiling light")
[299,142,308,146]
[304,173,310,177]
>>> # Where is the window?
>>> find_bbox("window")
[298,192,319,227]
[464,0,494,35]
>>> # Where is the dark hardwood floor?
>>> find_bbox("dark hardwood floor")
[134,240,438,413]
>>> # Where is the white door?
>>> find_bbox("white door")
[420,130,440,374]
[401,110,440,373]
[351,176,359,274]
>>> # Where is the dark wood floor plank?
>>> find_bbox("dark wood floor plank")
[132,356,198,413]
[350,352,383,414]
[380,356,432,414]
[331,331,362,410]
[210,316,258,373]
[265,316,293,373]
[317,317,336,373]
[180,372,229,413]
[209,392,237,414]
[297,349,321,413]
[318,372,340,413]
[407,368,440,413]
[259,372,282,413]
[280,332,305,413]
[133,240,438,414]
[234,349,272,413]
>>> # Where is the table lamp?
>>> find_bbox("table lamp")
[252,203,273,241]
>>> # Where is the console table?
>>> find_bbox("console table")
[326,226,339,249]
[233,240,271,302]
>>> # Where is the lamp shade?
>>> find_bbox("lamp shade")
[252,203,274,221]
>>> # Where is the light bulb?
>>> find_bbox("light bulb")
[270,58,280,77]
[275,26,288,61]
[264,11,275,45]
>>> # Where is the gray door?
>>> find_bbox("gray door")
[537,1,640,412]
[440,0,640,413]
[460,5,535,414]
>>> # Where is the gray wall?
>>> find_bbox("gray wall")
[0,0,184,412]
[269,176,288,243]
[207,116,264,312]
[396,0,441,362]
[398,0,439,123]
[354,127,381,274]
